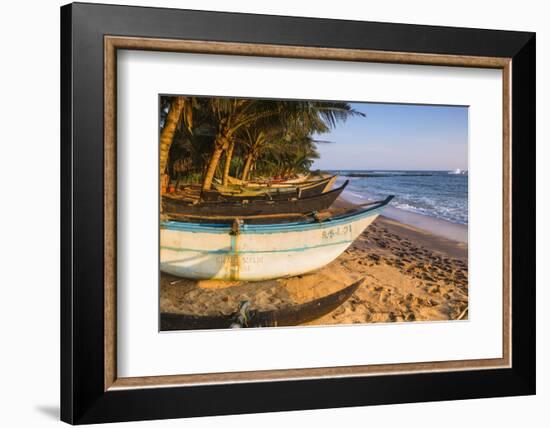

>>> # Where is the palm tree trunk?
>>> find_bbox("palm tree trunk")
[241,153,254,181]
[202,146,225,191]
[222,140,235,186]
[159,97,184,192]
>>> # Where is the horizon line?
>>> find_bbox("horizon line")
[317,168,468,172]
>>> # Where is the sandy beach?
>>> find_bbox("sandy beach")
[160,195,468,329]
[305,215,468,325]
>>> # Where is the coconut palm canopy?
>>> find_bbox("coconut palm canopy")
[160,96,365,191]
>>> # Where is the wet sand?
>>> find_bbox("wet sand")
[160,198,468,328]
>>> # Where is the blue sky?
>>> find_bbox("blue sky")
[312,102,468,171]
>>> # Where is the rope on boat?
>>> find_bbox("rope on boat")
[230,301,252,328]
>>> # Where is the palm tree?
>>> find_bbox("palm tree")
[238,126,281,181]
[159,96,194,193]
[221,140,235,186]
[201,99,285,191]
[240,100,364,181]
[254,134,320,178]
[240,130,264,181]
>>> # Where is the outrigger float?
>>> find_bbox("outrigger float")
[161,278,364,330]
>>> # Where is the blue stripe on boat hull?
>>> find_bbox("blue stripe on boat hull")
[160,238,354,255]
[160,196,393,235]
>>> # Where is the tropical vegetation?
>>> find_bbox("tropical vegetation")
[159,96,364,192]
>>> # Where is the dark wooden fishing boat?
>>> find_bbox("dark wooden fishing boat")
[201,186,299,202]
[160,277,363,330]
[203,175,337,202]
[162,180,349,218]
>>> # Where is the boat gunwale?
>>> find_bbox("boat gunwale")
[160,195,394,234]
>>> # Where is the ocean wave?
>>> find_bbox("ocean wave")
[346,190,369,200]
[392,202,468,225]
[343,191,468,224]
[341,172,434,178]
[335,171,468,225]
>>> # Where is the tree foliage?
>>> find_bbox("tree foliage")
[160,96,364,187]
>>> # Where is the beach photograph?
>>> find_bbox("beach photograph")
[159,95,468,331]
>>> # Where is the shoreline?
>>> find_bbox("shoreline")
[340,190,468,244]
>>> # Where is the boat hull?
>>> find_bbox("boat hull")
[160,197,391,280]
[163,180,348,217]
[207,175,337,201]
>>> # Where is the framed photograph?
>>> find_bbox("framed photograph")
[61,2,535,424]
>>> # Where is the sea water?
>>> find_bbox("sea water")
[331,170,468,225]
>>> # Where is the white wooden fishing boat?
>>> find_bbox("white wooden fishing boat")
[245,174,335,189]
[210,175,337,200]
[160,196,393,281]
